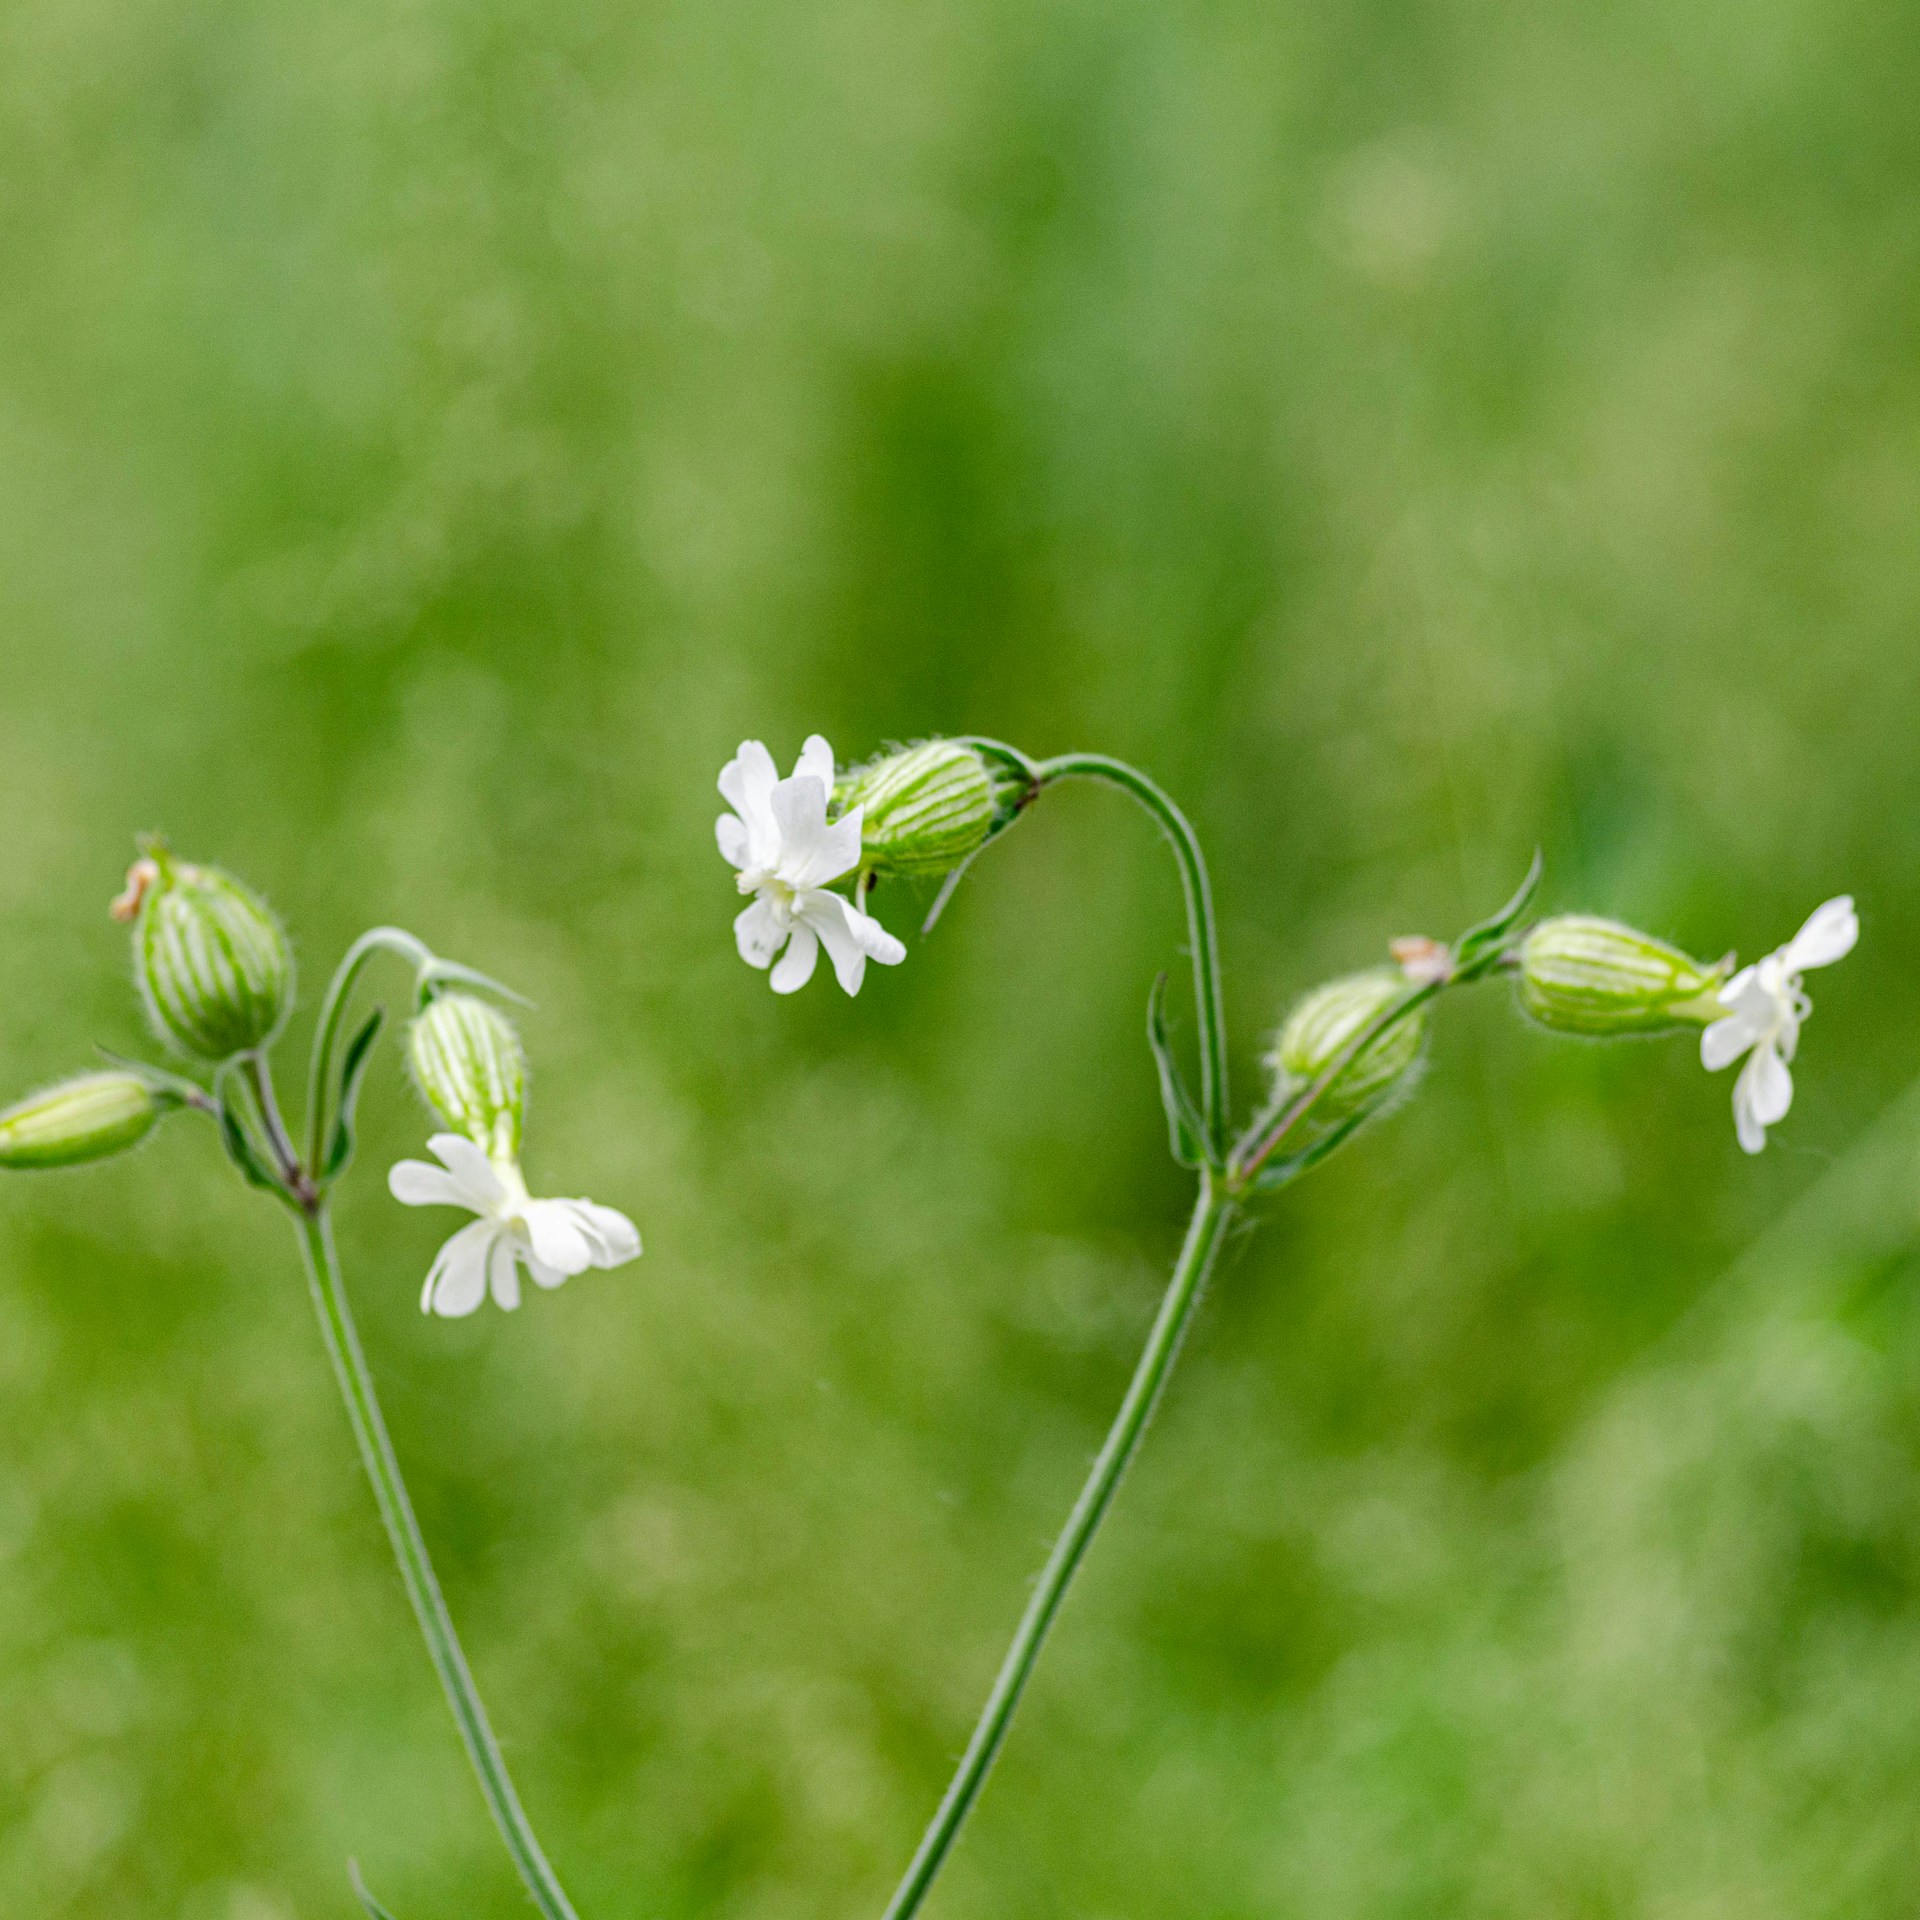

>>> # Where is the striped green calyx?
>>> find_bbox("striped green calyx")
[1267,968,1427,1125]
[0,1072,171,1170]
[133,845,294,1061]
[836,741,1010,879]
[1517,916,1729,1037]
[405,991,526,1162]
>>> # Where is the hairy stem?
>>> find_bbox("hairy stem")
[1034,755,1230,1156]
[295,1207,580,1920]
[880,1178,1234,1920]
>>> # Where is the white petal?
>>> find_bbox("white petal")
[487,1235,522,1311]
[848,901,906,965]
[791,805,863,890]
[718,740,778,822]
[423,1220,496,1317]
[1783,895,1858,972]
[797,892,867,994]
[1701,1013,1761,1072]
[425,1134,506,1210]
[734,896,786,969]
[564,1199,642,1267]
[770,923,820,993]
[388,1158,480,1212]
[1716,964,1766,1015]
[1731,1043,1793,1154]
[522,1199,596,1276]
[770,772,832,869]
[715,813,751,870]
[793,734,836,789]
[1745,1041,1794,1126]
[526,1253,570,1290]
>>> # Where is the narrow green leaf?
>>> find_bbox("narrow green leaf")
[213,1059,284,1190]
[1247,1108,1370,1193]
[216,1083,282,1195]
[348,1861,400,1920]
[1147,974,1207,1169]
[323,1008,385,1180]
[1452,849,1545,979]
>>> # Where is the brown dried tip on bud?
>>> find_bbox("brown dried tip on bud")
[110,857,161,925]
[1390,936,1452,986]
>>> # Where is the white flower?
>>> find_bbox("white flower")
[1701,895,1858,1155]
[717,735,907,995]
[388,1133,641,1317]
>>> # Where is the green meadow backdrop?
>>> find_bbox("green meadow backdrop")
[2,0,1919,1912]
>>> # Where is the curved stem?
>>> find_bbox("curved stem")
[306,929,434,1171]
[295,1207,581,1920]
[1034,756,1229,1154]
[880,1178,1234,1920]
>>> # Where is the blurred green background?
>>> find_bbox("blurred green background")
[3,0,1920,1911]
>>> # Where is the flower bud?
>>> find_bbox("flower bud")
[131,847,294,1061]
[1516,916,1729,1037]
[1266,969,1427,1124]
[0,1073,170,1170]
[836,741,1015,879]
[405,991,526,1161]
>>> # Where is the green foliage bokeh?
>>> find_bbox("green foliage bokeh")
[2,0,1919,1912]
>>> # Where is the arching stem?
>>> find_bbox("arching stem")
[1033,754,1229,1156]
[879,751,1234,1919]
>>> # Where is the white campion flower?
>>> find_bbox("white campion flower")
[1701,895,1858,1155]
[717,735,906,995]
[388,1134,641,1317]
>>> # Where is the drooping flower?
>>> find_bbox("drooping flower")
[388,1133,641,1317]
[717,735,906,995]
[1701,896,1858,1154]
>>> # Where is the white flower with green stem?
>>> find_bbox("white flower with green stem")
[1701,894,1858,1153]
[717,735,906,994]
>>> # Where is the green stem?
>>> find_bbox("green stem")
[295,1207,581,1920]
[306,929,435,1172]
[1034,755,1229,1157]
[880,1178,1234,1920]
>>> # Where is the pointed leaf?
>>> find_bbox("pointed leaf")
[1147,974,1207,1169]
[349,1862,400,1920]
[215,1072,283,1197]
[1247,1109,1370,1194]
[1453,849,1544,979]
[921,849,979,935]
[323,1008,385,1180]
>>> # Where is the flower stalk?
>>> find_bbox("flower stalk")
[1,857,599,1918]
[297,1205,580,1920]
[880,1180,1234,1920]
